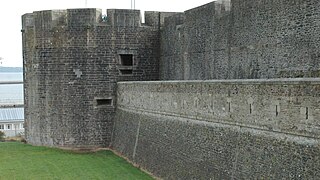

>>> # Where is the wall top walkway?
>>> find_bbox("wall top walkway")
[118,78,320,85]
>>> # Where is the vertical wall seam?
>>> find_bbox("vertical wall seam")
[132,119,141,160]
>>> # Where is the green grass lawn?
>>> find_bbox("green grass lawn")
[0,142,153,180]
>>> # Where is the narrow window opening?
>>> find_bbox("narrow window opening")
[306,107,309,120]
[228,102,231,112]
[249,104,252,114]
[96,98,113,106]
[276,105,279,117]
[120,54,133,66]
[119,54,134,75]
[119,69,133,75]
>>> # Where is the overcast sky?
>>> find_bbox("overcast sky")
[0,0,214,67]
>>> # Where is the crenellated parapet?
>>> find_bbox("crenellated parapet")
[24,9,96,29]
[22,13,34,28]
[67,9,101,27]
[107,9,141,27]
[22,8,145,30]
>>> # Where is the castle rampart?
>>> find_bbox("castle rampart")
[161,0,320,80]
[113,79,320,179]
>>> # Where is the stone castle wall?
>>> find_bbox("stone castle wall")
[22,9,165,147]
[161,0,320,80]
[112,79,320,179]
[22,0,320,178]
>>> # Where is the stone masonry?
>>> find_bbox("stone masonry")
[22,9,174,147]
[22,0,320,179]
[113,79,320,179]
[161,0,320,80]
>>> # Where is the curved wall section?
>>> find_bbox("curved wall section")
[22,9,161,148]
[112,79,320,179]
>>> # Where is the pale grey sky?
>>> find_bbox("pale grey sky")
[0,0,214,67]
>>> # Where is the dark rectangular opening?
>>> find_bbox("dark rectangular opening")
[119,69,133,75]
[96,98,112,106]
[120,54,133,66]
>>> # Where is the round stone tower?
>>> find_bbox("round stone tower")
[22,8,161,148]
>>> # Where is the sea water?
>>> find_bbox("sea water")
[0,73,23,104]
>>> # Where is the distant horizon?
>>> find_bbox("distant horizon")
[0,66,23,73]
[0,66,22,68]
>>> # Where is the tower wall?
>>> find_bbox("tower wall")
[22,9,160,148]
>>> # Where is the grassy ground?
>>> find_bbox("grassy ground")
[0,142,153,180]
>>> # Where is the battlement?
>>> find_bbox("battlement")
[22,13,34,28]
[22,9,101,30]
[22,8,153,29]
[107,9,141,27]
[22,8,188,30]
[67,9,102,27]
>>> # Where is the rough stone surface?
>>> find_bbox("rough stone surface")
[161,0,320,80]
[113,79,320,179]
[22,0,320,179]
[22,9,161,148]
